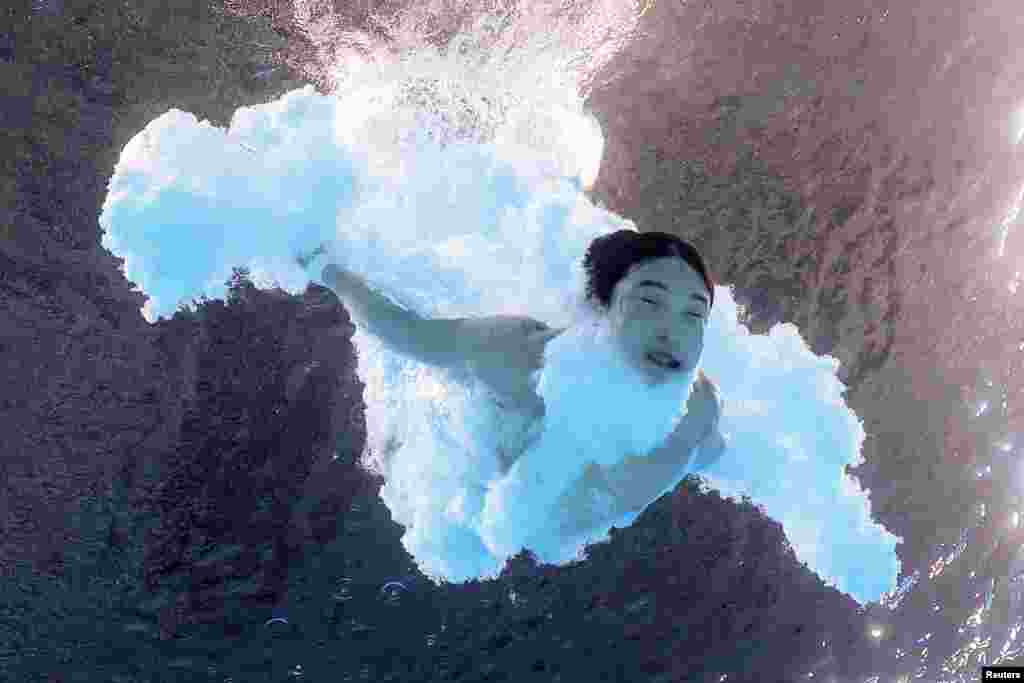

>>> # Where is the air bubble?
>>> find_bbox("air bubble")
[380,580,409,604]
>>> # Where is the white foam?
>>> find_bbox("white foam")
[98,1,900,604]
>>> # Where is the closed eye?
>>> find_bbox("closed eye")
[642,298,704,319]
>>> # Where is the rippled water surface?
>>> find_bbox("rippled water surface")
[13,0,1024,681]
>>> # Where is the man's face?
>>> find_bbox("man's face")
[605,256,710,385]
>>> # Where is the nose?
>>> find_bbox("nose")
[654,321,694,349]
[655,329,679,349]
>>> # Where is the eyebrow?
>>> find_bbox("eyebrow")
[635,280,709,308]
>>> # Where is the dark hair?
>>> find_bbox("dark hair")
[582,230,715,311]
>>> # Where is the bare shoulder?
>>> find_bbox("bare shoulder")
[453,314,563,402]
[455,314,555,346]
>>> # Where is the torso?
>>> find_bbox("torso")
[468,320,563,471]
[466,316,711,475]
[484,388,546,473]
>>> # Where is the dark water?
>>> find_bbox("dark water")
[7,1,1024,681]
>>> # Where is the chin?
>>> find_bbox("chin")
[649,369,680,385]
[637,363,672,384]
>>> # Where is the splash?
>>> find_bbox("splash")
[100,0,896,606]
[301,0,645,102]
[316,1,645,201]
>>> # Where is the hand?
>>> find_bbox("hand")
[685,372,726,470]
[686,371,721,434]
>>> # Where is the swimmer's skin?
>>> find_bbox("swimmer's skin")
[322,264,562,403]
[321,263,725,480]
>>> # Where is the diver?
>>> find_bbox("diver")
[314,229,725,512]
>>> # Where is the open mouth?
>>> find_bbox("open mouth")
[646,351,681,370]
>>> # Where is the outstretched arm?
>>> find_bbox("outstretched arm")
[321,264,417,330]
[321,264,460,367]
[320,264,559,375]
